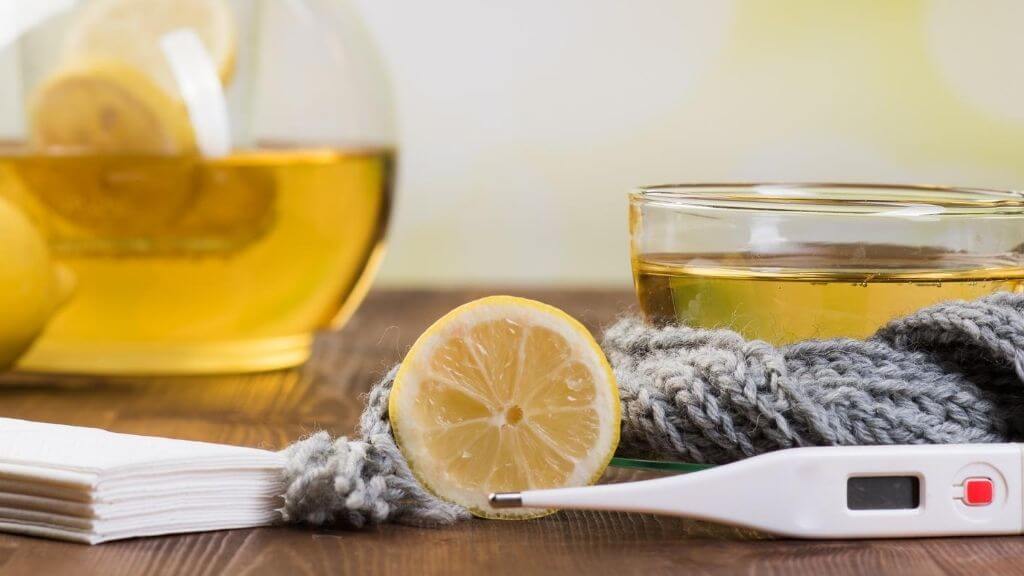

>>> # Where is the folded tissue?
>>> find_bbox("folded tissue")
[0,418,284,544]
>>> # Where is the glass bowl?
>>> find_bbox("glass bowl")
[0,0,394,374]
[630,183,1024,343]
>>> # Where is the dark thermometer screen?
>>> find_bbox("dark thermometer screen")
[847,476,920,510]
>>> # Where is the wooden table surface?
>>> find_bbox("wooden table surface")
[0,288,1022,575]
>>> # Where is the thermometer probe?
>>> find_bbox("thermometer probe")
[489,444,1023,539]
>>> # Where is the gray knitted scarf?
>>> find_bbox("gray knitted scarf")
[280,292,1024,528]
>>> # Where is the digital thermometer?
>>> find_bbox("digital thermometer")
[489,444,1023,539]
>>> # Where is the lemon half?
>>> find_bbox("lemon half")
[0,196,74,369]
[390,296,621,518]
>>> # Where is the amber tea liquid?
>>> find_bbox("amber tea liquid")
[0,146,391,374]
[635,249,1024,343]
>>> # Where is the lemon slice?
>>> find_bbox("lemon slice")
[30,60,194,153]
[24,60,197,245]
[24,59,272,254]
[390,296,621,518]
[12,154,276,254]
[63,0,236,96]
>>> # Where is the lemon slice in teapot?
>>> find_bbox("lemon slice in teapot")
[24,60,197,240]
[24,59,274,254]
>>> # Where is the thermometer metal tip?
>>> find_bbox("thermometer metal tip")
[489,492,523,508]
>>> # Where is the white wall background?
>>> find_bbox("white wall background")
[355,0,1024,287]
[358,0,735,287]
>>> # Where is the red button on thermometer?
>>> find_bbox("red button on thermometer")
[489,444,1023,539]
[963,477,994,506]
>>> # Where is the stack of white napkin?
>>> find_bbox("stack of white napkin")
[0,418,286,544]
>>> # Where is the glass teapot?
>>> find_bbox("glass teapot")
[0,0,395,374]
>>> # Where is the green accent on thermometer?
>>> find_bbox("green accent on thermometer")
[610,457,714,473]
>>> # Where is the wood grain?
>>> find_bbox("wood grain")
[0,288,1019,576]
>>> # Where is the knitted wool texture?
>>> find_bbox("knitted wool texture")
[280,367,470,528]
[281,293,1024,527]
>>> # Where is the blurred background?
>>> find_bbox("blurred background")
[356,0,1024,287]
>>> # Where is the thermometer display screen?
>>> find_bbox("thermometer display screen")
[847,476,920,510]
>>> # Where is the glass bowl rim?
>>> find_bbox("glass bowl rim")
[630,182,1024,216]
